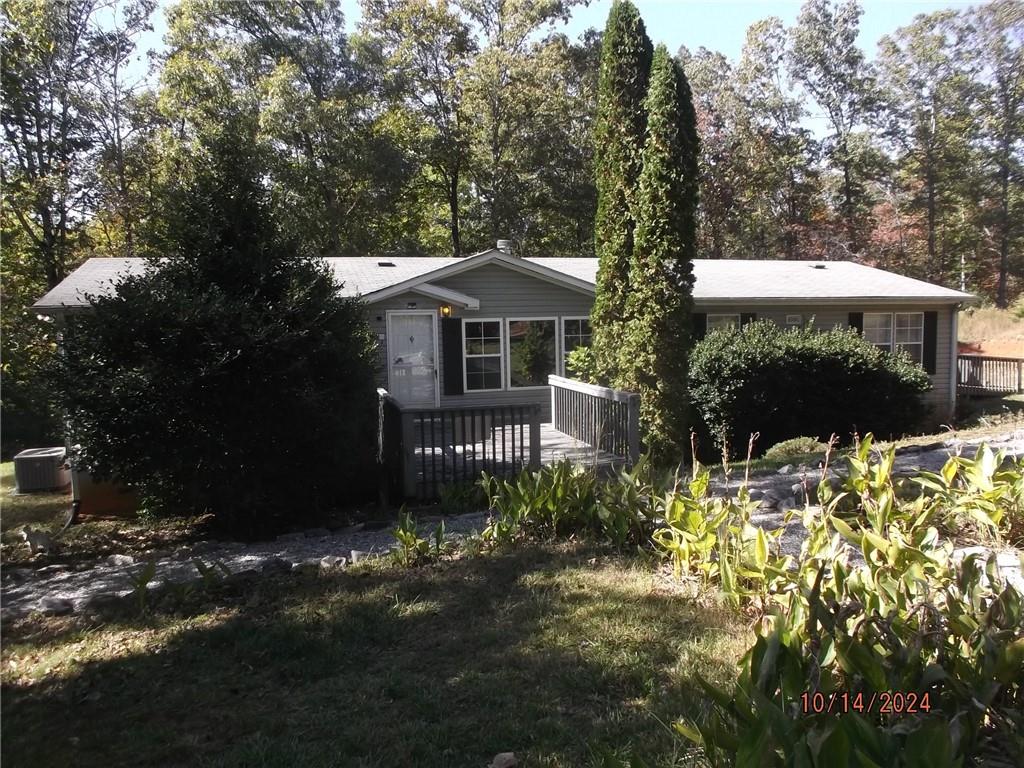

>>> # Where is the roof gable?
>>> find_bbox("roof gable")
[357,249,596,304]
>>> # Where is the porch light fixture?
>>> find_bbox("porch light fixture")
[439,304,453,318]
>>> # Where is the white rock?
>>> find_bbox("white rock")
[107,554,135,566]
[777,464,793,475]
[490,753,518,768]
[320,555,347,570]
[36,564,70,575]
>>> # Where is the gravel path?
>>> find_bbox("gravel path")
[1,512,488,619]
[4,430,1022,619]
[731,430,1024,581]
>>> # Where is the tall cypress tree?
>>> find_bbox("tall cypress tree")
[623,45,699,461]
[591,0,653,384]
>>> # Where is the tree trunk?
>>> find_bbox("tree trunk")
[842,147,857,255]
[448,168,461,259]
[996,152,1010,308]
[926,148,937,275]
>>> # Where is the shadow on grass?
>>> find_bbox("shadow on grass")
[2,545,747,768]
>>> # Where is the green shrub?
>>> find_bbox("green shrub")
[565,345,597,383]
[689,320,931,457]
[763,436,828,461]
[47,128,377,537]
[652,473,790,606]
[672,435,1024,766]
[479,458,658,547]
[391,508,448,567]
[682,436,1024,763]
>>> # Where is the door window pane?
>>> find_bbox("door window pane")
[508,319,557,388]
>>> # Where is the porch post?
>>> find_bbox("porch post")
[626,393,641,465]
[528,404,541,470]
[401,411,417,498]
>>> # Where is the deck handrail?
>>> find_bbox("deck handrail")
[377,393,541,500]
[548,375,640,464]
[957,354,1024,395]
[958,353,1024,364]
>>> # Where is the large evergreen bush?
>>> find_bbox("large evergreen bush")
[622,45,698,461]
[591,0,652,382]
[47,128,377,537]
[689,320,931,456]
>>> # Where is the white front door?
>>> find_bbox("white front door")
[387,311,439,407]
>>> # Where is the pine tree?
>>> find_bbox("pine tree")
[591,0,652,383]
[623,44,699,461]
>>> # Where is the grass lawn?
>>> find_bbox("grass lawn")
[0,460,72,533]
[1,544,749,768]
[1,462,206,568]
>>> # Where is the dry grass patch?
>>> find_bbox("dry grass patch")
[959,305,1024,357]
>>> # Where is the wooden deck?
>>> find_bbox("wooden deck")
[958,354,1024,395]
[378,384,636,501]
[404,421,620,499]
[505,422,619,469]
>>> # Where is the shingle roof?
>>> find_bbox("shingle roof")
[33,254,974,312]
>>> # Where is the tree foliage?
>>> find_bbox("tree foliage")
[621,45,698,461]
[1,0,155,454]
[46,127,378,535]
[590,0,652,383]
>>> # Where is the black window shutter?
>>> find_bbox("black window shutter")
[848,312,864,334]
[692,313,707,341]
[923,311,938,374]
[440,317,464,395]
[740,312,757,327]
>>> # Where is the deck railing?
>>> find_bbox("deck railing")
[548,375,640,464]
[376,389,405,505]
[377,389,541,502]
[957,354,1024,395]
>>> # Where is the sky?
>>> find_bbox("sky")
[132,0,974,85]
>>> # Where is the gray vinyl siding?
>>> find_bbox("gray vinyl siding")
[366,262,957,424]
[367,263,593,419]
[696,303,955,421]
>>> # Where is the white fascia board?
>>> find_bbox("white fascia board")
[412,283,480,310]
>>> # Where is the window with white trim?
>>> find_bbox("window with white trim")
[507,318,557,388]
[562,317,592,369]
[863,313,893,351]
[707,313,740,332]
[463,320,503,391]
[863,312,924,364]
[894,312,924,364]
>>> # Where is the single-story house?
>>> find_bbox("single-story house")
[35,242,975,424]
